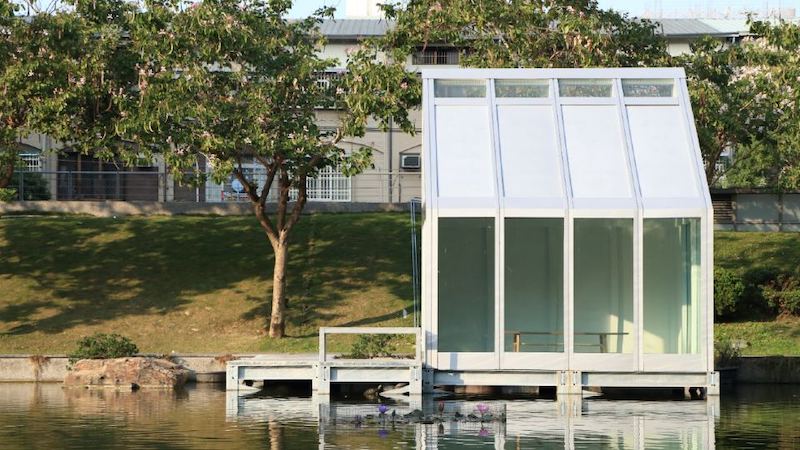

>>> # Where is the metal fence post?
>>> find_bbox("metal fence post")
[67,171,73,200]
[18,171,24,201]
[115,172,121,200]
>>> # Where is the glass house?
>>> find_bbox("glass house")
[421,68,715,391]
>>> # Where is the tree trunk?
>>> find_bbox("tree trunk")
[269,239,288,338]
[0,162,13,189]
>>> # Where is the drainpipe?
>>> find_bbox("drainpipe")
[387,116,393,203]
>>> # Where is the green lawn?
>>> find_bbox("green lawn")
[715,231,800,356]
[715,231,800,278]
[716,319,800,356]
[1,215,798,355]
[0,213,414,354]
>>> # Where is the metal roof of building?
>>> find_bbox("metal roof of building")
[317,19,394,39]
[653,18,732,37]
[316,18,757,40]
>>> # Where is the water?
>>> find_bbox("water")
[0,383,797,449]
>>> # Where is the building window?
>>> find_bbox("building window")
[19,152,42,172]
[558,79,614,97]
[622,79,675,97]
[495,79,550,98]
[412,48,460,65]
[434,79,486,98]
[438,217,495,352]
[205,163,351,203]
[504,218,564,353]
[643,218,701,354]
[574,218,634,354]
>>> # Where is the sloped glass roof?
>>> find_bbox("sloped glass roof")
[422,68,711,217]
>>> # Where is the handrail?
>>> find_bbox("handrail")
[318,327,423,363]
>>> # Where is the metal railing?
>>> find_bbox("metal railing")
[9,170,422,204]
[412,49,460,65]
[10,170,165,202]
[318,327,423,363]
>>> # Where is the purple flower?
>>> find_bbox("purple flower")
[479,427,490,437]
[378,404,389,414]
[476,403,490,415]
[378,429,389,438]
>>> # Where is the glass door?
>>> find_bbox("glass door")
[571,218,636,371]
[642,218,705,371]
[435,217,497,370]
[501,218,567,369]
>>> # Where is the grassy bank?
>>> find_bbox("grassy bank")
[715,231,800,355]
[1,215,798,355]
[0,213,414,354]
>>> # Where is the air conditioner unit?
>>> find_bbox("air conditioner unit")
[401,154,421,170]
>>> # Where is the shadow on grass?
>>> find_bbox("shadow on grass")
[0,212,413,338]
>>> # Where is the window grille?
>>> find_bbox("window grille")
[19,153,42,172]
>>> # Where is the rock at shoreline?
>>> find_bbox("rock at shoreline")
[64,357,189,389]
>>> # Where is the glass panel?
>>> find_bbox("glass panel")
[643,218,701,354]
[562,105,632,199]
[435,105,495,198]
[434,79,487,98]
[574,219,634,353]
[622,79,675,97]
[438,218,495,352]
[558,79,613,97]
[504,218,563,353]
[627,105,699,199]
[496,105,562,199]
[495,79,549,98]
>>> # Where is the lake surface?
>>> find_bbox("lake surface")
[0,383,797,449]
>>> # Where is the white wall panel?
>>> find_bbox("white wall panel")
[627,105,699,199]
[562,105,632,199]
[434,105,495,198]
[496,105,563,200]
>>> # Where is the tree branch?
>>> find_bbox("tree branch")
[259,162,277,207]
[285,174,308,233]
[276,169,290,233]
[232,160,279,246]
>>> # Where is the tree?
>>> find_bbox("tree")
[678,20,800,188]
[381,0,667,68]
[0,0,63,189]
[0,0,139,192]
[123,0,418,337]
[677,37,748,186]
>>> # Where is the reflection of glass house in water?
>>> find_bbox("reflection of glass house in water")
[226,394,719,449]
[421,69,717,394]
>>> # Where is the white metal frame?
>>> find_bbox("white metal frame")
[422,68,713,378]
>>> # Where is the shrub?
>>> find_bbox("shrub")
[761,275,800,316]
[10,172,51,201]
[715,338,741,368]
[715,268,745,318]
[347,334,397,359]
[68,333,139,363]
[0,188,16,202]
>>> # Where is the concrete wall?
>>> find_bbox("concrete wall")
[713,192,800,231]
[0,354,258,383]
[737,356,800,384]
[0,200,410,217]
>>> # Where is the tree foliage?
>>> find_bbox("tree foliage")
[680,20,800,189]
[381,0,667,68]
[0,0,138,188]
[120,0,418,337]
